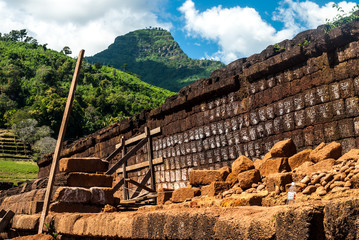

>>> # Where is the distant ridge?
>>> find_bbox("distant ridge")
[86,28,225,92]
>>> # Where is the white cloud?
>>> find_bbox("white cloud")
[179,0,358,63]
[273,0,358,30]
[0,0,172,56]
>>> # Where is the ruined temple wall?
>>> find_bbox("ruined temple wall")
[39,21,359,190]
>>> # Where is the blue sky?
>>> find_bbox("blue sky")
[0,0,358,64]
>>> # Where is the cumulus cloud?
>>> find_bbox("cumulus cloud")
[179,0,358,63]
[0,0,172,56]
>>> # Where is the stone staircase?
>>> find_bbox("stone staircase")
[0,129,31,161]
[0,157,115,214]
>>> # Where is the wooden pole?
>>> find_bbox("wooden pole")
[121,137,129,200]
[38,50,84,234]
[145,127,156,192]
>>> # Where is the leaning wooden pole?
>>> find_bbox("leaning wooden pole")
[38,50,85,234]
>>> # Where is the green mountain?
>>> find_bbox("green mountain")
[86,28,225,92]
[0,31,174,139]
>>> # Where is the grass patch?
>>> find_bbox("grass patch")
[0,160,38,185]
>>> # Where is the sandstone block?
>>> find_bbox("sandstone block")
[254,159,263,169]
[189,170,223,186]
[225,172,238,187]
[66,173,113,188]
[232,155,254,175]
[288,149,313,170]
[157,188,173,205]
[53,187,92,203]
[337,149,359,162]
[350,173,359,188]
[171,187,200,203]
[49,202,102,213]
[237,169,261,190]
[294,159,335,179]
[309,142,342,162]
[59,157,109,173]
[220,193,264,207]
[201,181,230,197]
[266,173,293,192]
[264,139,297,160]
[90,187,114,205]
[219,166,231,180]
[259,157,290,177]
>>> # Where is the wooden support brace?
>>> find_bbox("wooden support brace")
[112,178,125,193]
[38,50,84,234]
[116,157,163,173]
[125,178,155,193]
[130,170,151,199]
[106,137,148,175]
[0,209,5,218]
[115,127,161,149]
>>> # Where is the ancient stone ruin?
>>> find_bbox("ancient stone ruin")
[2,20,359,239]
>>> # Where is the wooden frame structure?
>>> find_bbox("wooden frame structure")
[106,126,161,202]
[0,209,14,232]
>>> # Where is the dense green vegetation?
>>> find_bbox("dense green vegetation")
[86,28,225,92]
[0,30,174,143]
[0,160,38,184]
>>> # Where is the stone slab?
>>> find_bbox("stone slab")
[58,157,108,173]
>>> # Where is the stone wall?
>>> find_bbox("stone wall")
[39,21,359,190]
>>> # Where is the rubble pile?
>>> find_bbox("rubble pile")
[159,139,359,207]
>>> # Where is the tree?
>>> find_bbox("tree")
[62,46,72,55]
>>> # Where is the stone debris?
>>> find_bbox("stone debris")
[163,139,359,208]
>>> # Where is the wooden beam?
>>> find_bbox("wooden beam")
[122,137,129,200]
[106,137,148,175]
[130,170,151,199]
[0,210,15,232]
[116,157,163,173]
[112,178,124,193]
[125,178,155,193]
[115,127,161,148]
[0,209,5,218]
[145,127,156,192]
[38,50,84,234]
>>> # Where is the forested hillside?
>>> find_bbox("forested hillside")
[0,30,174,141]
[86,28,225,92]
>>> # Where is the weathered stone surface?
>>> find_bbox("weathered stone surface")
[276,205,325,240]
[53,187,92,203]
[288,149,313,170]
[49,202,103,213]
[10,234,54,240]
[337,149,359,162]
[266,173,293,192]
[220,193,265,207]
[324,198,359,240]
[309,142,342,162]
[225,172,238,187]
[264,139,297,160]
[237,169,261,190]
[90,187,114,205]
[232,155,254,175]
[253,159,262,169]
[171,187,200,203]
[259,157,290,177]
[189,170,223,186]
[294,159,336,179]
[58,157,109,173]
[201,181,230,197]
[303,185,317,195]
[157,188,173,205]
[66,173,113,188]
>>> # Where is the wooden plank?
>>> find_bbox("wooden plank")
[145,127,156,193]
[0,209,5,218]
[38,50,85,234]
[116,157,163,173]
[105,137,148,175]
[112,178,124,192]
[115,127,161,148]
[104,143,123,162]
[122,137,129,200]
[126,178,155,193]
[0,210,15,232]
[130,170,151,199]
